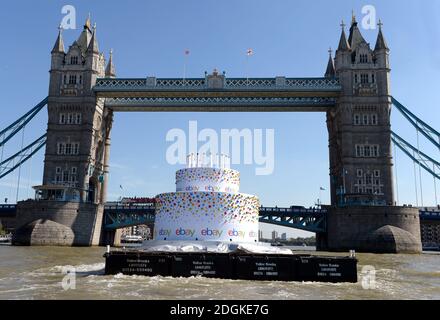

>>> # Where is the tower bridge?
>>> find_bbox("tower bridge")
[2,203,439,250]
[1,15,439,253]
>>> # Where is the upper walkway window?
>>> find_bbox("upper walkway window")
[70,56,79,65]
[68,75,77,85]
[359,54,368,63]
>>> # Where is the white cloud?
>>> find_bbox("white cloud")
[110,162,128,170]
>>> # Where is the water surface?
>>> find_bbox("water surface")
[0,245,439,300]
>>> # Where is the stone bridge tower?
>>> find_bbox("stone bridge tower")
[321,16,422,253]
[13,17,115,246]
[327,17,394,207]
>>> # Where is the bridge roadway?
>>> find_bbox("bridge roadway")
[103,204,328,232]
[93,77,341,112]
[1,203,439,233]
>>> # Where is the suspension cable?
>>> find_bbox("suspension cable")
[413,149,419,207]
[437,136,440,206]
[0,134,3,162]
[27,154,33,200]
[416,127,424,207]
[394,143,400,206]
[15,127,25,203]
[6,159,16,204]
[434,163,438,206]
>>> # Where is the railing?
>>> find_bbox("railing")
[420,210,440,220]
[94,77,341,92]
[0,204,17,216]
[104,96,337,107]
[259,206,328,214]
[0,204,17,209]
[104,203,156,211]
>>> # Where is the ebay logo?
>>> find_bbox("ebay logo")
[175,228,195,237]
[185,186,199,191]
[200,228,223,237]
[228,229,246,238]
[204,186,220,192]
[158,229,171,237]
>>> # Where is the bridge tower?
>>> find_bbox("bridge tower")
[321,17,422,253]
[327,17,393,206]
[13,17,114,246]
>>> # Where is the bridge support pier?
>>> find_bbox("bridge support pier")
[12,200,104,246]
[318,206,422,253]
[100,229,122,246]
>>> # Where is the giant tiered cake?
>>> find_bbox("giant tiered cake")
[154,154,260,242]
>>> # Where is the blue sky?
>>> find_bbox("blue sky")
[0,0,439,238]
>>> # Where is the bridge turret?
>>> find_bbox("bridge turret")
[335,21,352,96]
[51,26,65,63]
[347,15,368,50]
[76,15,93,53]
[336,21,350,52]
[83,24,106,94]
[105,49,116,78]
[324,49,336,78]
[49,26,66,96]
[374,21,391,96]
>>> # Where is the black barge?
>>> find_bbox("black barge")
[104,250,358,283]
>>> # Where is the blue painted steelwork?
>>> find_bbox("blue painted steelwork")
[102,204,440,231]
[420,210,440,221]
[0,97,48,148]
[94,77,341,92]
[392,97,440,150]
[391,131,440,180]
[104,97,337,109]
[0,97,48,180]
[0,204,17,216]
[102,204,328,233]
[0,134,47,180]
[103,204,155,230]
[258,206,327,233]
[1,203,439,230]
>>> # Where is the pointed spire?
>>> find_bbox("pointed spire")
[105,49,116,78]
[77,15,93,53]
[85,13,92,31]
[348,13,367,49]
[51,25,65,53]
[374,19,389,51]
[87,23,99,54]
[337,20,350,51]
[351,10,356,25]
[325,48,336,78]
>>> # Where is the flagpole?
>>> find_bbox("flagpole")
[183,49,189,86]
[318,187,324,207]
[245,48,253,87]
[246,53,249,86]
[183,53,187,86]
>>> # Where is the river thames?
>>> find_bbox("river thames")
[0,245,439,300]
